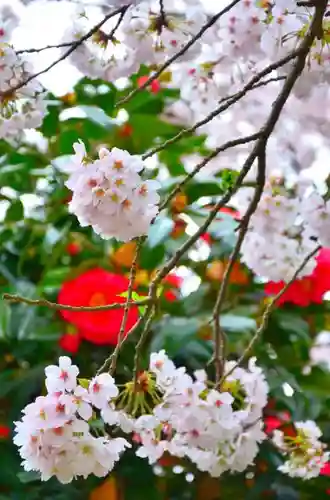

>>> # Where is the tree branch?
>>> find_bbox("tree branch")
[108,237,143,375]
[2,293,150,311]
[221,245,321,383]
[142,48,302,161]
[158,132,260,211]
[212,148,266,383]
[16,42,76,55]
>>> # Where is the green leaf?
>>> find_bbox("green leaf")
[40,267,70,291]
[119,290,148,315]
[62,105,114,128]
[17,471,41,484]
[150,317,200,355]
[147,216,174,248]
[220,314,256,332]
[5,200,24,222]
[0,300,11,338]
[78,378,90,389]
[185,180,225,203]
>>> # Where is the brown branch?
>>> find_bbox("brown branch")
[153,151,259,286]
[217,75,286,106]
[109,237,143,375]
[142,48,302,161]
[16,42,76,55]
[115,0,242,108]
[133,304,156,383]
[212,148,266,383]
[158,132,260,211]
[3,293,150,311]
[1,5,128,97]
[221,245,321,382]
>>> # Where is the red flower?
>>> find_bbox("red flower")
[58,268,139,345]
[163,273,183,302]
[118,123,133,138]
[137,76,161,94]
[59,331,81,354]
[321,463,330,476]
[264,411,291,434]
[0,425,10,439]
[66,242,81,256]
[265,248,330,306]
[264,416,283,434]
[200,233,212,245]
[219,206,240,219]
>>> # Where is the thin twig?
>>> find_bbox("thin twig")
[159,132,260,212]
[212,147,266,383]
[115,0,242,108]
[159,0,166,25]
[1,5,128,97]
[133,305,156,383]
[3,293,150,311]
[109,238,143,375]
[153,151,259,286]
[142,49,302,161]
[217,75,286,106]
[16,42,76,55]
[221,245,321,383]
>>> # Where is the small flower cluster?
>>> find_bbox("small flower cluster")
[240,177,319,282]
[63,0,206,82]
[65,141,160,241]
[0,44,47,142]
[14,353,329,483]
[14,357,130,483]
[273,421,329,480]
[135,351,269,477]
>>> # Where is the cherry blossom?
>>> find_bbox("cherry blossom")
[0,44,47,142]
[45,356,79,394]
[65,142,160,241]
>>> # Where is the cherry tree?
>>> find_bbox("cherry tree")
[1,0,330,497]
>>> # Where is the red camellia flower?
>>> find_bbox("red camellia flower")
[264,411,291,434]
[200,232,212,245]
[59,331,81,354]
[163,273,183,302]
[264,416,283,434]
[265,248,330,307]
[137,75,161,94]
[0,425,10,439]
[118,123,133,138]
[66,242,81,256]
[321,463,330,476]
[58,268,139,345]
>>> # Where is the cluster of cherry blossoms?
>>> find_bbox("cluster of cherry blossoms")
[238,177,319,282]
[14,353,329,483]
[13,357,130,483]
[136,351,268,477]
[63,0,207,82]
[273,421,330,480]
[64,141,160,241]
[236,174,330,282]
[0,44,47,142]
